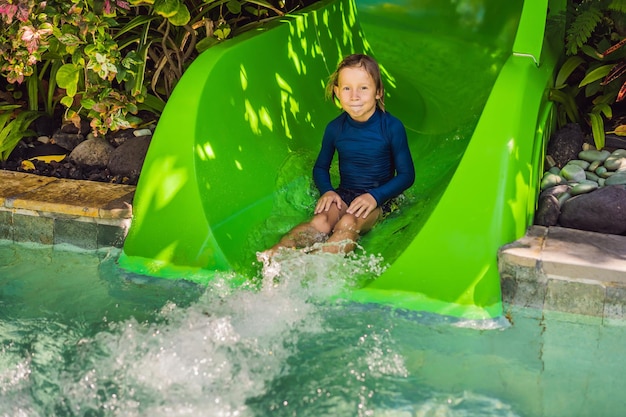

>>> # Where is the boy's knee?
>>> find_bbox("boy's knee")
[334,214,359,234]
[310,215,333,235]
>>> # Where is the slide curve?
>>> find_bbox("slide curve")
[119,0,565,319]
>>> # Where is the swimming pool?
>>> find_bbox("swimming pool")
[2,239,625,417]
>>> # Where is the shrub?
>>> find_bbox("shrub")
[550,0,626,149]
[0,0,308,139]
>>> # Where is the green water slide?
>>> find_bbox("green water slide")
[119,0,565,318]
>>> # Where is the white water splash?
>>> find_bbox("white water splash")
[56,249,388,416]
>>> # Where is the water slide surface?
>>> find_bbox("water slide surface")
[119,0,564,318]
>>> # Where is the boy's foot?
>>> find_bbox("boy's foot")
[256,249,277,263]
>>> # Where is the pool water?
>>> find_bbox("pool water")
[1,239,626,417]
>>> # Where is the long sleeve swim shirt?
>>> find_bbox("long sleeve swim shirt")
[313,108,415,206]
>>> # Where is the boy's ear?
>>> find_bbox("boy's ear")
[333,85,339,98]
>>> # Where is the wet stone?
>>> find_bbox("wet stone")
[568,159,590,170]
[541,173,566,190]
[604,172,626,186]
[570,181,598,196]
[561,164,586,182]
[579,149,611,163]
[604,155,626,171]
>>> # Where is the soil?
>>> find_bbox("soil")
[0,154,139,185]
[0,113,154,186]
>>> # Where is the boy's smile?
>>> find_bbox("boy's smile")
[334,66,381,122]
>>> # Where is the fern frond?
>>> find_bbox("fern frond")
[609,0,626,13]
[566,7,604,55]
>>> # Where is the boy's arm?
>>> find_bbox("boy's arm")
[368,121,415,205]
[313,127,337,195]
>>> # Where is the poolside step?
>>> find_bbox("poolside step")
[499,225,626,321]
[0,171,134,249]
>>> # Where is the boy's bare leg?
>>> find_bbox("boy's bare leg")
[268,223,327,253]
[323,207,382,254]
[258,202,345,261]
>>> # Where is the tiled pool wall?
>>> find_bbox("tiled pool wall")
[0,208,129,249]
[499,226,626,324]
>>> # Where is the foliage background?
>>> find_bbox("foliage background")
[0,0,309,160]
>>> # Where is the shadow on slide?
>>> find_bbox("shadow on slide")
[119,0,565,318]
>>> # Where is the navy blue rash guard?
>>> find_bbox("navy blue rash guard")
[313,108,415,206]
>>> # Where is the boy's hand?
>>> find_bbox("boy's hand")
[314,191,344,214]
[347,193,377,218]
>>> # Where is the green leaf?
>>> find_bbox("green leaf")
[60,96,74,108]
[138,93,166,114]
[214,26,231,40]
[226,0,242,14]
[580,44,603,60]
[0,111,42,161]
[196,36,219,53]
[113,15,156,40]
[565,7,602,55]
[154,0,180,18]
[81,98,96,109]
[56,64,81,97]
[555,56,584,88]
[578,64,613,87]
[589,112,605,150]
[549,88,579,123]
[594,103,612,119]
[168,4,191,26]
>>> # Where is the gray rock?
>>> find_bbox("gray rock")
[51,132,84,151]
[108,136,150,177]
[560,186,626,234]
[69,137,115,168]
[547,123,584,168]
[535,185,569,227]
[108,129,136,147]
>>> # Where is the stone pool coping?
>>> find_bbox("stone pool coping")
[2,170,626,319]
[0,170,134,248]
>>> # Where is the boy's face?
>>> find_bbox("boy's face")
[333,66,381,122]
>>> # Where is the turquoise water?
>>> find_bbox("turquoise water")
[2,239,626,416]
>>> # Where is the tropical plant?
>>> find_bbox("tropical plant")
[0,102,41,161]
[0,0,310,140]
[549,0,626,149]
